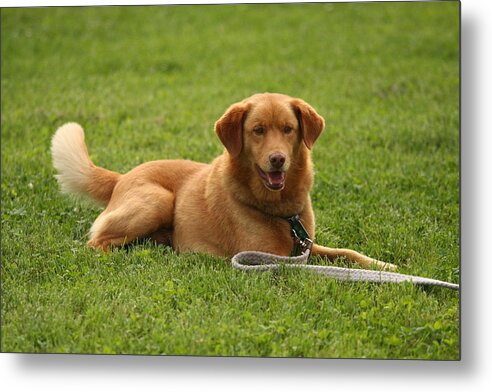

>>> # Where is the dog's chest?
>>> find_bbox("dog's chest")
[173,200,296,257]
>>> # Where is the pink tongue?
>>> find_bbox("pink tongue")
[267,171,285,185]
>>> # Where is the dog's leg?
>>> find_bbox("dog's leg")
[311,243,397,271]
[87,185,174,251]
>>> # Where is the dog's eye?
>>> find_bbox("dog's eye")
[283,126,293,134]
[253,126,265,135]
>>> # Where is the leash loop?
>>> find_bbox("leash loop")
[231,249,459,290]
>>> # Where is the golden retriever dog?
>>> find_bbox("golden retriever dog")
[51,93,396,271]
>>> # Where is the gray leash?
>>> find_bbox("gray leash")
[232,249,459,290]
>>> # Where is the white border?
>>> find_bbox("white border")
[2,0,491,391]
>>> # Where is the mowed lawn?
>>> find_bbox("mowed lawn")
[1,3,459,359]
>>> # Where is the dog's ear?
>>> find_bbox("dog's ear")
[291,99,325,149]
[215,102,250,158]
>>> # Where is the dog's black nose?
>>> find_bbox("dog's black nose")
[269,153,286,169]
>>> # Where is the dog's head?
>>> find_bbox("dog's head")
[215,93,325,192]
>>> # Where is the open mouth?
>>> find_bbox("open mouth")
[255,165,286,191]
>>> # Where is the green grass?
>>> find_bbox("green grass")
[1,2,459,359]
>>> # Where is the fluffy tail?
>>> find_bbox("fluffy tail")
[51,123,121,204]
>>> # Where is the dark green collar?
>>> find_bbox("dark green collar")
[285,215,313,256]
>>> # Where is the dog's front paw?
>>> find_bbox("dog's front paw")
[377,261,397,272]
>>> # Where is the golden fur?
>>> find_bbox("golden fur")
[51,93,396,271]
